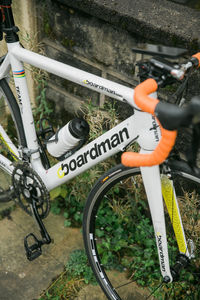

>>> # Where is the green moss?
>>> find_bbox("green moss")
[121,21,128,30]
[62,38,76,49]
[188,0,200,10]
[43,12,52,37]
[170,35,179,46]
[44,22,51,36]
[188,38,199,51]
[170,34,199,52]
[69,8,75,14]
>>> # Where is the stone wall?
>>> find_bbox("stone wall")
[1,0,199,117]
[35,0,200,119]
[0,1,38,102]
[36,1,139,119]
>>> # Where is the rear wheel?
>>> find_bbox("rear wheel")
[83,163,200,299]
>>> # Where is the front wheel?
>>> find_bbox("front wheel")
[83,163,200,300]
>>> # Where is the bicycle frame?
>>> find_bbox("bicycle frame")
[0,42,159,189]
[0,41,189,282]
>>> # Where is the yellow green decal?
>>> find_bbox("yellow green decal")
[57,166,64,178]
[0,134,18,161]
[102,176,109,183]
[161,175,187,254]
[13,70,25,78]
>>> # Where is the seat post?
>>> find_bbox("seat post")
[0,0,19,43]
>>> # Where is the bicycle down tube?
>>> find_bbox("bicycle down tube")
[0,41,189,282]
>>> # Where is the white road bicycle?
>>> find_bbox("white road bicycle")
[0,1,200,299]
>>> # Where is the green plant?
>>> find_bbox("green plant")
[33,78,53,121]
[39,269,85,300]
[66,249,96,284]
[95,190,160,279]
[88,171,200,299]
[83,100,120,142]
[39,249,96,300]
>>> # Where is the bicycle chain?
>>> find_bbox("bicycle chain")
[12,162,50,219]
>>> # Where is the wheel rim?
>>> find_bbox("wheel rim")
[0,91,18,202]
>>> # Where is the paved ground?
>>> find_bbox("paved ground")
[0,203,150,300]
[0,203,83,300]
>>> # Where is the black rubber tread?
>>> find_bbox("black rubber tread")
[0,78,26,147]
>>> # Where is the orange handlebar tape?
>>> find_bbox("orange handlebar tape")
[192,53,200,68]
[134,78,159,114]
[121,78,177,167]
[121,128,177,167]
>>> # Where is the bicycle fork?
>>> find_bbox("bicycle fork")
[141,165,191,283]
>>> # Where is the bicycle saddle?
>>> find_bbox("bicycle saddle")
[132,43,188,58]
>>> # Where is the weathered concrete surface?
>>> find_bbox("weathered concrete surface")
[57,0,200,49]
[0,207,152,300]
[0,207,83,300]
[78,271,151,300]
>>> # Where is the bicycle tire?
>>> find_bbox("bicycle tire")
[0,78,26,202]
[83,162,200,300]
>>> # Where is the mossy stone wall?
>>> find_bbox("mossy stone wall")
[35,0,200,118]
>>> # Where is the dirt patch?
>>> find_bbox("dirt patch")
[77,270,153,300]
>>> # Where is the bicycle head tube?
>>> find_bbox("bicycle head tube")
[121,78,177,167]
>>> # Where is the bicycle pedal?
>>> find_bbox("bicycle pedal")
[24,233,43,261]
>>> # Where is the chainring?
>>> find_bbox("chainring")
[12,163,50,219]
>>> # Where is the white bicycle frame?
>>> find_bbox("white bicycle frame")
[0,41,189,282]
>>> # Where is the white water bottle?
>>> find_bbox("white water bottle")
[47,118,89,158]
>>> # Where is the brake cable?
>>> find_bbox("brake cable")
[185,122,200,171]
[171,67,194,105]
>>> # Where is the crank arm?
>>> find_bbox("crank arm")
[24,200,51,261]
[30,199,51,244]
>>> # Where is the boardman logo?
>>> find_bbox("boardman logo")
[57,127,129,178]
[83,79,123,98]
[156,233,166,272]
[150,116,160,142]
